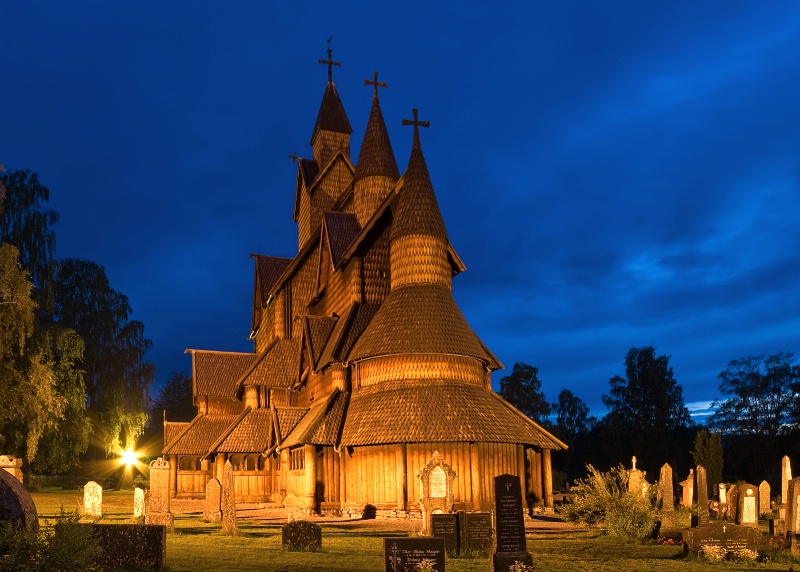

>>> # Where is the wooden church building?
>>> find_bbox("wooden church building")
[162,49,565,517]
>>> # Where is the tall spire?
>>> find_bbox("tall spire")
[310,38,352,163]
[354,71,399,183]
[318,36,340,84]
[391,108,447,242]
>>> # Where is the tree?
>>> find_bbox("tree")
[51,258,154,455]
[151,372,195,423]
[690,429,723,496]
[599,346,693,475]
[552,389,597,442]
[707,352,800,480]
[499,362,550,423]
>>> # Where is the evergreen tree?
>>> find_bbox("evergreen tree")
[499,362,550,424]
[690,429,723,496]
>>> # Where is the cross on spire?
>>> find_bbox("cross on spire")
[402,108,430,148]
[318,36,340,83]
[288,152,300,163]
[364,71,387,98]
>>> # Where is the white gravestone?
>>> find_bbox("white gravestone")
[84,481,102,519]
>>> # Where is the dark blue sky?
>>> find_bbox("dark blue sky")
[3,2,799,418]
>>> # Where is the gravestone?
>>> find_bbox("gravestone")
[657,463,673,511]
[204,478,222,522]
[679,469,694,508]
[492,474,533,572]
[0,455,23,482]
[783,456,792,505]
[460,511,493,553]
[737,484,758,527]
[628,456,645,497]
[759,480,771,516]
[694,466,709,526]
[727,485,739,523]
[718,483,728,520]
[282,520,322,551]
[133,487,146,520]
[0,469,38,530]
[682,522,761,554]
[418,451,456,536]
[384,537,445,572]
[431,513,459,554]
[222,460,237,534]
[88,523,166,571]
[145,457,174,531]
[84,481,103,519]
[785,477,800,541]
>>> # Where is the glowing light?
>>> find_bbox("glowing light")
[120,449,138,466]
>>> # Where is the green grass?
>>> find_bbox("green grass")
[27,490,800,571]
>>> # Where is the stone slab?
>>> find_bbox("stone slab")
[461,512,493,553]
[0,469,38,530]
[682,522,761,553]
[384,537,444,572]
[431,513,459,554]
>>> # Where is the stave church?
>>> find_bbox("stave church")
[162,48,565,517]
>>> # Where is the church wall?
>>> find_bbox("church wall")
[361,225,391,303]
[354,355,486,389]
[308,161,353,239]
[390,234,451,289]
[290,253,319,336]
[207,397,244,415]
[312,132,349,169]
[317,446,340,505]
[476,442,520,505]
[298,185,312,248]
[297,370,329,408]
[354,175,395,226]
[527,448,543,503]
[344,444,399,507]
[405,442,475,509]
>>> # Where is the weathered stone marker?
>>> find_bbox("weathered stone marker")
[84,480,103,519]
[627,456,644,497]
[0,455,23,483]
[783,456,793,505]
[737,484,758,527]
[460,511,493,553]
[282,520,322,551]
[727,484,739,523]
[759,480,771,516]
[682,522,761,554]
[679,469,694,508]
[657,463,673,511]
[492,474,532,572]
[384,537,444,572]
[133,487,146,520]
[431,512,459,554]
[222,460,237,534]
[204,478,222,522]
[145,457,174,531]
[418,451,456,536]
[0,469,38,530]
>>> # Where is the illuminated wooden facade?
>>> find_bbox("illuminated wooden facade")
[163,51,565,516]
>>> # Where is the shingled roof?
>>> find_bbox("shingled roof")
[348,284,499,367]
[341,380,565,449]
[302,316,338,368]
[163,414,240,456]
[354,92,400,182]
[322,212,361,266]
[390,115,447,242]
[279,389,347,449]
[188,350,258,399]
[317,302,380,370]
[273,406,308,444]
[237,338,300,389]
[214,408,273,453]
[311,82,352,143]
[252,255,292,304]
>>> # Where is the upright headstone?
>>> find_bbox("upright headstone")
[759,480,771,516]
[222,460,237,534]
[783,456,793,505]
[726,485,739,523]
[0,455,23,483]
[491,474,533,572]
[417,451,456,536]
[145,457,174,531]
[204,478,222,522]
[694,466,709,526]
[84,481,103,519]
[460,511,493,553]
[282,520,322,551]
[627,456,644,496]
[133,487,146,520]
[679,469,694,508]
[431,513,459,554]
[785,477,800,541]
[737,484,758,527]
[384,537,445,572]
[0,469,38,530]
[657,463,674,511]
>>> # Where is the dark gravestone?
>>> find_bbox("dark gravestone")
[384,537,445,572]
[0,469,38,530]
[695,466,709,526]
[461,512,493,553]
[431,513,459,554]
[88,523,166,571]
[727,485,739,523]
[282,520,322,552]
[682,522,761,554]
[492,474,533,571]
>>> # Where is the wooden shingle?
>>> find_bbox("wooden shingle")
[163,414,240,456]
[188,350,257,399]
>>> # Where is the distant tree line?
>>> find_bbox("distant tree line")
[0,168,156,477]
[500,346,800,490]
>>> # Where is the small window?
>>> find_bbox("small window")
[290,449,305,471]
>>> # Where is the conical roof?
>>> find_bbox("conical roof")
[310,82,352,144]
[354,93,399,182]
[390,113,447,242]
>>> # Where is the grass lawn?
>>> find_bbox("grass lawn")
[28,489,800,571]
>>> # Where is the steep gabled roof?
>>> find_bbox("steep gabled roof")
[354,93,399,182]
[348,283,499,367]
[341,380,566,449]
[236,338,301,390]
[163,414,240,456]
[322,212,361,267]
[214,408,273,453]
[279,389,347,449]
[317,302,380,370]
[311,82,352,144]
[252,255,292,304]
[186,350,258,400]
[272,406,308,444]
[164,421,190,448]
[302,316,338,368]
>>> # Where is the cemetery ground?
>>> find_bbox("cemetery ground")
[25,489,800,571]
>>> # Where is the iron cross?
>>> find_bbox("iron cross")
[288,152,300,163]
[318,37,340,83]
[364,71,387,97]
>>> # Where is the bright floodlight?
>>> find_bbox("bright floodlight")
[121,449,138,466]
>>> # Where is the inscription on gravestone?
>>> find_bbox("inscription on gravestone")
[740,486,757,527]
[145,457,174,531]
[759,480,770,516]
[431,513,459,554]
[682,522,761,553]
[492,474,533,572]
[461,512,493,553]
[430,466,447,498]
[384,537,444,572]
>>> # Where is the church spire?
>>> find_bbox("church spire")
[353,71,400,225]
[310,38,352,165]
